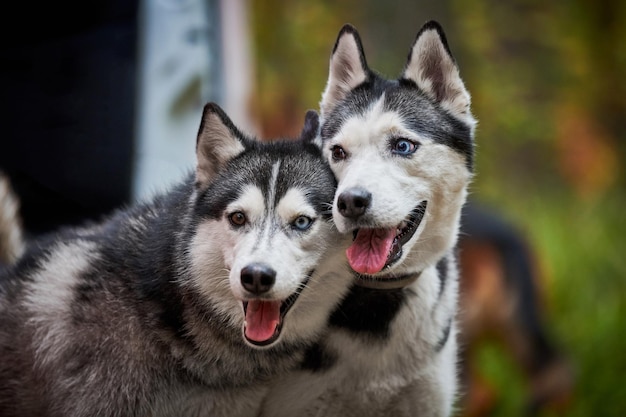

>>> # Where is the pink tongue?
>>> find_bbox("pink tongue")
[244,300,281,343]
[346,228,396,274]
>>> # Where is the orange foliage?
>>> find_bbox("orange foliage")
[554,104,619,200]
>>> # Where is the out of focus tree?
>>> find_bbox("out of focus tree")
[450,0,625,200]
[250,0,360,138]
[250,0,626,200]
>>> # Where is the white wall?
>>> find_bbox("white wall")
[132,0,255,201]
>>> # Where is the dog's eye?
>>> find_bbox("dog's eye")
[229,211,247,227]
[391,138,418,156]
[292,215,313,231]
[331,145,347,161]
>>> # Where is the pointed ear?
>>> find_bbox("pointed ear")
[320,24,369,118]
[299,110,320,143]
[403,21,475,126]
[195,103,246,188]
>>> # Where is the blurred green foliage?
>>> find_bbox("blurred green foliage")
[250,0,626,415]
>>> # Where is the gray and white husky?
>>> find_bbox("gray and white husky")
[260,21,476,417]
[0,103,352,417]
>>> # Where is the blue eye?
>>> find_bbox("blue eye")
[292,216,313,231]
[391,138,418,156]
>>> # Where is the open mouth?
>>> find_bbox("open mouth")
[242,271,312,347]
[346,201,427,276]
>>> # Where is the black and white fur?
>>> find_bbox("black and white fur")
[0,103,352,417]
[260,21,476,417]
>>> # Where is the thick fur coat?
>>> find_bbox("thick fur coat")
[0,105,352,417]
[260,21,476,417]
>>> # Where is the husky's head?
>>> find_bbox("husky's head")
[319,21,475,288]
[188,103,346,348]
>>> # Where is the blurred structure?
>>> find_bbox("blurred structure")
[134,0,256,200]
[133,0,220,200]
[0,0,255,235]
[458,201,574,416]
[0,1,140,236]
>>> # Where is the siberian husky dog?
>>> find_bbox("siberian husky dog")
[0,103,352,417]
[260,21,476,417]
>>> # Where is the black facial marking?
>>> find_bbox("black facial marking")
[320,72,474,171]
[195,140,336,221]
[436,256,448,300]
[435,317,453,353]
[320,77,396,141]
[384,88,474,170]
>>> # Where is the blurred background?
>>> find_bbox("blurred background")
[1,0,624,416]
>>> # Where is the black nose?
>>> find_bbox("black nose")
[337,187,372,219]
[241,263,276,295]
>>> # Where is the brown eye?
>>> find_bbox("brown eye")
[331,145,347,161]
[229,211,246,227]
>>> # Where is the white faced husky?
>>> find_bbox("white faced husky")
[260,21,476,417]
[0,104,352,417]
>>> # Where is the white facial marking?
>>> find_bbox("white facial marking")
[229,184,324,300]
[188,219,244,329]
[276,188,317,223]
[326,95,472,274]
[266,161,281,215]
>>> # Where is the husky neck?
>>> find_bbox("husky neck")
[328,249,454,341]
[353,270,422,291]
[328,265,432,340]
